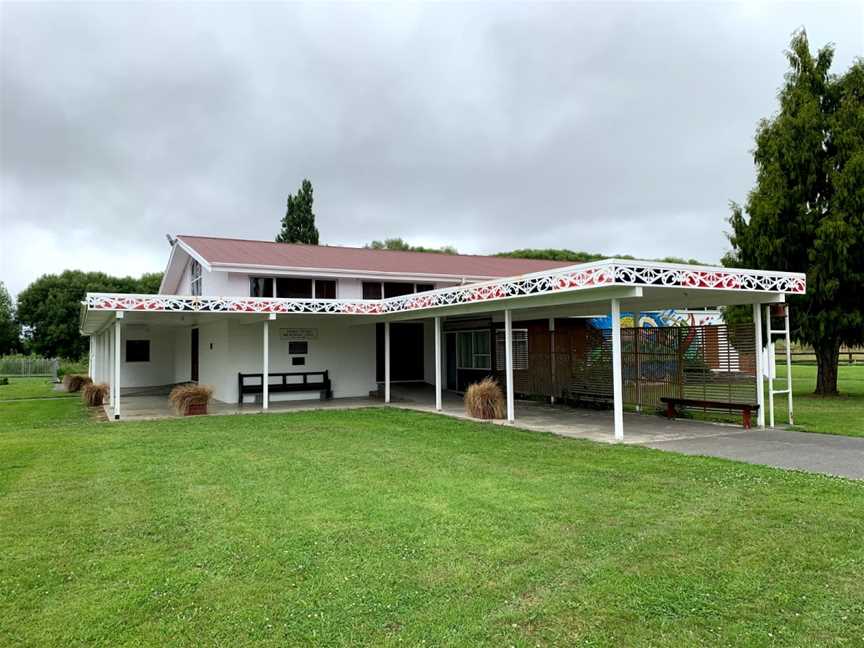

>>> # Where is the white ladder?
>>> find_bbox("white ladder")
[764,304,794,427]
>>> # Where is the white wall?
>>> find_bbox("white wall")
[173,328,191,383]
[175,258,192,295]
[188,317,377,403]
[197,319,232,400]
[339,278,363,299]
[204,271,249,296]
[119,324,177,388]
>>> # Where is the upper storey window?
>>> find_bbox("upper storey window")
[250,277,337,299]
[190,260,202,296]
[362,281,436,299]
[250,277,273,297]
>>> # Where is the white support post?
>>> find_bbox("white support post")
[765,305,775,428]
[610,299,624,441]
[108,328,115,410]
[434,317,442,411]
[262,317,271,410]
[504,309,515,423]
[104,332,108,383]
[113,313,123,420]
[88,336,94,380]
[549,318,556,405]
[753,304,765,428]
[384,321,391,404]
[784,305,794,425]
[96,334,102,383]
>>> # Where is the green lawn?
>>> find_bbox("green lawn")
[1,397,863,646]
[772,365,864,437]
[0,376,74,401]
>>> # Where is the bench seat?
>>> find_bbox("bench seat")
[660,396,759,429]
[238,371,332,405]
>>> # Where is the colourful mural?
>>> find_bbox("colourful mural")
[588,309,722,330]
[588,309,726,364]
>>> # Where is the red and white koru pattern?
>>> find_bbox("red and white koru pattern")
[85,261,806,316]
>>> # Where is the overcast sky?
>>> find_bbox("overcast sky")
[1,2,861,296]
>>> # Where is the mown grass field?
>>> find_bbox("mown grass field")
[1,387,863,646]
[0,376,75,401]
[772,365,864,437]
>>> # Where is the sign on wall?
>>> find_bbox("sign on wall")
[280,328,318,341]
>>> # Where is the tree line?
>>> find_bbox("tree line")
[0,272,162,360]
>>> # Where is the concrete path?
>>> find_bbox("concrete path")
[401,394,864,480]
[643,427,864,480]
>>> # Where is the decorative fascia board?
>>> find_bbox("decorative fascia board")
[82,260,806,320]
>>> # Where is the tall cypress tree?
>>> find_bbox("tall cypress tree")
[727,30,864,395]
[276,179,320,245]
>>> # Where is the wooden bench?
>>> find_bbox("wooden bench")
[238,371,332,405]
[660,397,759,429]
[562,384,613,408]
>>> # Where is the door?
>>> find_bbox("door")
[446,332,457,390]
[376,323,425,382]
[191,328,199,382]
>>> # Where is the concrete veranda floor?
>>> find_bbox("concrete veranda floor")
[106,384,864,480]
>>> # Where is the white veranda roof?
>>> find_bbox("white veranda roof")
[80,259,806,335]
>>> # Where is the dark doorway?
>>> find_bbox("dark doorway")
[376,323,424,382]
[446,332,458,390]
[191,328,199,382]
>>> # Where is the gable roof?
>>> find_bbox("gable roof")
[175,235,574,279]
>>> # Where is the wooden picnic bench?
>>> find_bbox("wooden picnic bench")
[660,396,759,429]
[238,371,332,405]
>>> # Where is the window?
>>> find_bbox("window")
[383,282,415,298]
[292,357,306,366]
[315,280,336,299]
[250,277,274,297]
[496,329,529,370]
[276,278,313,298]
[288,341,308,355]
[363,281,436,299]
[457,330,491,369]
[190,260,202,296]
[362,282,382,299]
[126,339,150,363]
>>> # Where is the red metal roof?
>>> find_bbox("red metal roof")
[176,235,574,278]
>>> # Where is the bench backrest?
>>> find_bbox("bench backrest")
[238,371,330,392]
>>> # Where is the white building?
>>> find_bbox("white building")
[81,234,805,439]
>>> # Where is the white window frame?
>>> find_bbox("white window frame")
[456,329,491,370]
[190,260,202,296]
[496,328,528,370]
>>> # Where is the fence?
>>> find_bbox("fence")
[497,323,758,411]
[0,357,59,381]
[787,349,864,366]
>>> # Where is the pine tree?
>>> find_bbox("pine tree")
[276,179,320,245]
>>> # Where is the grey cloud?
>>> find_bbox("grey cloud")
[2,2,862,295]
